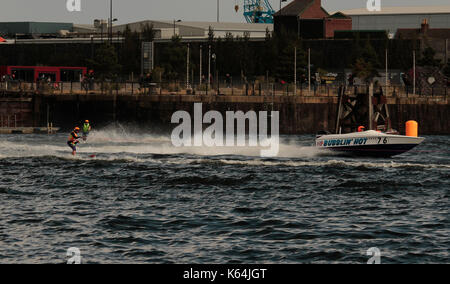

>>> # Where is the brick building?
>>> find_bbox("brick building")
[274,0,352,39]
[396,19,450,63]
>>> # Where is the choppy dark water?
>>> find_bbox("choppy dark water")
[0,128,448,264]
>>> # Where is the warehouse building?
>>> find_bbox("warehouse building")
[111,20,273,40]
[0,20,272,42]
[340,6,450,37]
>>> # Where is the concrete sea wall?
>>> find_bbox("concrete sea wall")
[0,93,449,135]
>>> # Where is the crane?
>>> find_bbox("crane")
[235,0,276,24]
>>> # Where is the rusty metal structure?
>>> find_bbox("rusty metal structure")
[335,84,392,134]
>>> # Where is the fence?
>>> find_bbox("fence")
[0,79,449,98]
[0,114,22,128]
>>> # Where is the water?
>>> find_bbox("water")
[0,126,448,264]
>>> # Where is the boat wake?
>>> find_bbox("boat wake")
[0,127,326,159]
[0,126,448,170]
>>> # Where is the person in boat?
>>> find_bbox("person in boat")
[82,120,91,140]
[67,127,82,156]
[358,126,366,132]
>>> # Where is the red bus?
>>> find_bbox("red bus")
[0,66,87,82]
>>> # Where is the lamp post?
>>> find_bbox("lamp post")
[109,0,112,44]
[200,45,203,85]
[208,45,211,90]
[280,0,285,15]
[308,48,311,95]
[187,43,190,89]
[294,46,297,96]
[413,50,416,95]
[217,0,220,22]
[173,19,181,36]
[385,48,388,93]
[108,0,118,44]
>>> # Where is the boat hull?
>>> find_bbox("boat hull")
[323,143,421,157]
[315,131,425,157]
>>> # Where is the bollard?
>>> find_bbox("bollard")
[406,120,418,137]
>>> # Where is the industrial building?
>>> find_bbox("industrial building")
[0,22,73,37]
[0,19,272,43]
[111,20,273,40]
[340,6,450,37]
[274,0,352,39]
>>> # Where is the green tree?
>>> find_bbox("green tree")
[261,28,278,77]
[238,32,255,80]
[221,32,237,75]
[390,39,415,71]
[208,26,215,46]
[418,46,442,67]
[352,58,378,83]
[141,23,156,42]
[362,38,381,68]
[87,43,121,79]
[121,25,140,77]
[351,39,380,83]
[160,35,187,80]
[350,33,363,64]
[274,41,307,82]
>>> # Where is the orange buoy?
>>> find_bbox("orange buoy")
[406,120,418,137]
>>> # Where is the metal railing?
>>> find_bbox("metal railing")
[0,80,448,98]
[0,114,22,128]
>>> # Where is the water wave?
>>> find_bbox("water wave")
[0,130,448,263]
[206,159,450,169]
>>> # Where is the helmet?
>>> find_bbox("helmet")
[74,127,80,132]
[85,120,89,123]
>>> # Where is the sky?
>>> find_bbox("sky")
[0,0,448,24]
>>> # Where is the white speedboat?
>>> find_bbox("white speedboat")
[315,130,425,157]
